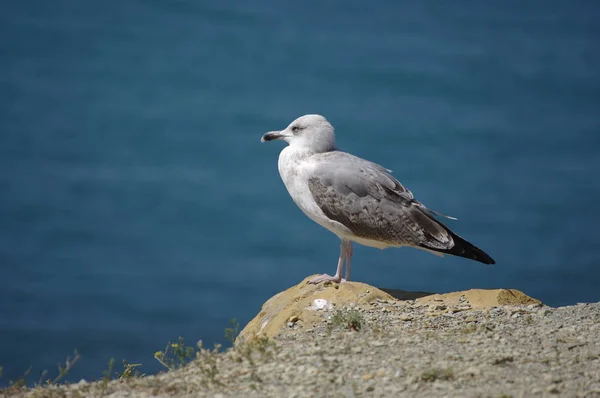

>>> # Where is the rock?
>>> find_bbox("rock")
[236,275,394,344]
[237,278,541,344]
[362,373,376,381]
[310,298,333,311]
[416,289,541,309]
[460,367,481,377]
[288,315,300,323]
[547,385,560,394]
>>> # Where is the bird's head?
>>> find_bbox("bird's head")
[261,114,336,153]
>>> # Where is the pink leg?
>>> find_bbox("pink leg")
[344,241,353,281]
[308,239,351,284]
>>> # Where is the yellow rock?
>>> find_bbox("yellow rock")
[236,275,394,344]
[236,277,541,345]
[288,315,300,323]
[415,288,541,309]
[362,373,376,381]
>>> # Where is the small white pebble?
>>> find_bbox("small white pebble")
[312,299,332,311]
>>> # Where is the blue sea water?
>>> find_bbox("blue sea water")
[1,0,599,384]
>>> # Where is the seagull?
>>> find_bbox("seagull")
[261,114,495,284]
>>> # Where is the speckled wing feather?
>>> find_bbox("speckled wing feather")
[307,151,454,250]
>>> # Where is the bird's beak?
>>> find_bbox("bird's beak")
[261,130,285,142]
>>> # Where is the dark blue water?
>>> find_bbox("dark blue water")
[1,0,599,384]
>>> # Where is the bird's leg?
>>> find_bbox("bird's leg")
[343,240,353,281]
[308,240,347,284]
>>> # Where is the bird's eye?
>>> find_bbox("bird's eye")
[291,126,300,133]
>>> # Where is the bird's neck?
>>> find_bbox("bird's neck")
[283,143,334,160]
[278,146,306,171]
[280,145,334,166]
[277,146,320,182]
[284,145,315,160]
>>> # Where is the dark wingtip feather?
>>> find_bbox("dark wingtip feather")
[423,233,495,265]
[436,231,495,265]
[457,238,495,265]
[418,215,495,265]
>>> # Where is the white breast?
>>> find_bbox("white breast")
[277,147,353,239]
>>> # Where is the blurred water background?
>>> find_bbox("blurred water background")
[1,0,599,384]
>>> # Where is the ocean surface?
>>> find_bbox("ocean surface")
[1,0,599,384]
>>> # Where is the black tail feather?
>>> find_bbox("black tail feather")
[444,230,495,265]
[420,221,495,265]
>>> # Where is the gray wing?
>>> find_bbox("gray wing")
[307,151,454,249]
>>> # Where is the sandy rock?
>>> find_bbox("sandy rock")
[238,278,540,344]
[416,288,541,309]
[236,275,394,344]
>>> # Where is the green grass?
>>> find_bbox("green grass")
[329,309,364,331]
[154,336,201,371]
[460,325,478,334]
[420,367,454,382]
[224,318,240,345]
[492,356,514,366]
[0,318,268,396]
